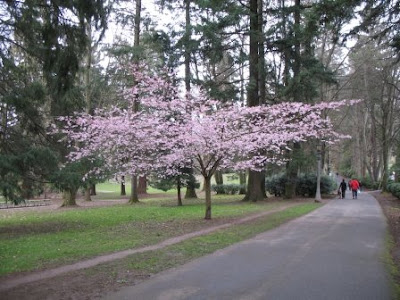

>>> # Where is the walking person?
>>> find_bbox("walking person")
[350,178,360,199]
[339,179,347,199]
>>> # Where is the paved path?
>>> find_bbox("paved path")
[103,192,393,300]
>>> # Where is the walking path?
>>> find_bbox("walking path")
[103,192,393,300]
[0,204,297,292]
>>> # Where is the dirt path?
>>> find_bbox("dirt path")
[0,203,299,292]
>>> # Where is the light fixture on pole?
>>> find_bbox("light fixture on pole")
[315,142,322,203]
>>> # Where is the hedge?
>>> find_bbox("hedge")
[211,184,245,195]
[387,182,400,199]
[265,173,336,197]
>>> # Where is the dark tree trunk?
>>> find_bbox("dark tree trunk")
[243,171,265,202]
[244,0,264,202]
[138,176,147,194]
[21,179,33,200]
[239,172,246,194]
[184,0,191,92]
[62,188,78,207]
[84,187,92,201]
[129,175,139,203]
[215,170,223,185]
[285,143,300,199]
[177,178,183,206]
[204,176,212,219]
[381,129,390,192]
[185,170,198,199]
[120,175,126,196]
[258,0,266,105]
[134,0,141,50]
[183,0,198,200]
[90,184,96,195]
[84,19,93,204]
[128,0,141,205]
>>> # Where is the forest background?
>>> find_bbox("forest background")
[0,0,399,208]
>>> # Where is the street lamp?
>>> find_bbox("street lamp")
[315,143,322,203]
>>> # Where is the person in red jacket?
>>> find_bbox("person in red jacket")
[350,178,360,199]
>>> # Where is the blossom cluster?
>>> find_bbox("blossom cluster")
[56,64,360,181]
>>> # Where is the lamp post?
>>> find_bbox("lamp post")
[315,143,322,203]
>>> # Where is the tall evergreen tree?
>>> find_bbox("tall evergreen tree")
[0,0,108,205]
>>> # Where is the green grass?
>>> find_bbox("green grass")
[0,195,310,276]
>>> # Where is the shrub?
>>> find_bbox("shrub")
[359,176,379,190]
[387,182,400,199]
[265,174,286,196]
[265,173,336,197]
[296,174,336,197]
[211,184,244,195]
[148,177,176,192]
[211,184,226,194]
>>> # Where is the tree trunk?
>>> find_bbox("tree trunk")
[285,143,300,198]
[90,184,96,195]
[185,170,198,199]
[21,179,33,200]
[184,0,191,92]
[177,177,183,206]
[258,0,266,105]
[83,18,93,204]
[120,175,126,196]
[239,171,246,194]
[204,176,212,219]
[381,128,390,192]
[215,170,223,185]
[183,0,198,200]
[243,171,265,202]
[134,0,141,49]
[62,188,78,207]
[128,0,141,204]
[138,176,147,194]
[244,0,264,202]
[129,175,139,203]
[84,186,91,201]
[395,147,400,182]
[84,19,93,114]
[293,0,301,100]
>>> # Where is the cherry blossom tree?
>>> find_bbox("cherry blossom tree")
[58,64,360,219]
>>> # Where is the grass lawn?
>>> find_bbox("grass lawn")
[0,193,321,277]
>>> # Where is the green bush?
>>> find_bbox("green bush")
[265,173,336,197]
[148,177,176,192]
[211,184,244,195]
[265,174,286,196]
[359,176,379,190]
[387,182,400,199]
[296,174,336,197]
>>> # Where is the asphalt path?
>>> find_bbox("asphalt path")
[103,192,393,300]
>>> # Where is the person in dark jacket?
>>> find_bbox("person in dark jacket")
[339,179,347,199]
